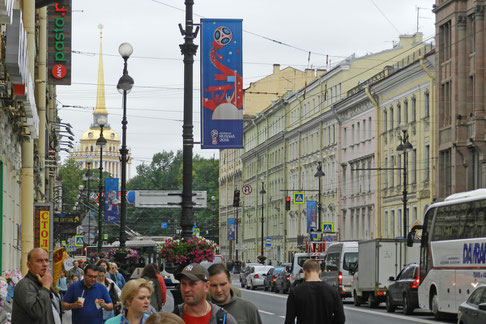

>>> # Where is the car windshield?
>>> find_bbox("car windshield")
[255,266,271,273]
[274,267,284,274]
[297,257,309,267]
[343,252,359,271]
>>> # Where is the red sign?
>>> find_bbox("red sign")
[52,64,67,79]
[242,184,252,195]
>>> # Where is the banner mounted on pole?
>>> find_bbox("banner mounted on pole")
[200,18,243,149]
[306,201,318,233]
[104,178,119,223]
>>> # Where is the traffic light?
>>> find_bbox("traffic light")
[233,189,240,207]
[285,196,291,211]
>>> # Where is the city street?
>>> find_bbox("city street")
[63,276,457,324]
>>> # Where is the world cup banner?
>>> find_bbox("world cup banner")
[306,201,318,233]
[104,178,119,223]
[200,19,243,149]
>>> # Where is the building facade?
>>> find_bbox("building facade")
[219,65,321,260]
[434,0,486,199]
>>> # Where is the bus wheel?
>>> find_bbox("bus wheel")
[431,294,444,320]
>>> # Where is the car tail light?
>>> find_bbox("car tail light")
[338,272,343,287]
[273,278,277,282]
[411,277,420,289]
[286,276,290,281]
[376,291,385,296]
[254,274,259,279]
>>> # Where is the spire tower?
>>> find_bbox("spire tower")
[93,24,108,126]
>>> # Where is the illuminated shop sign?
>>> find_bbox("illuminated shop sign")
[48,0,71,84]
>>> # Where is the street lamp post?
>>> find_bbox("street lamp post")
[96,116,107,252]
[117,42,134,249]
[397,123,413,265]
[314,162,325,233]
[86,158,93,247]
[180,0,198,241]
[260,182,266,262]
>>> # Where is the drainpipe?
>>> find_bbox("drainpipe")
[20,0,36,274]
[365,85,381,238]
[419,56,437,199]
[36,7,47,202]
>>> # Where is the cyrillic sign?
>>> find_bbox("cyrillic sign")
[200,19,243,149]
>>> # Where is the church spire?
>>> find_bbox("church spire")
[93,24,108,123]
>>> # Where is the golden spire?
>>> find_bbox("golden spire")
[94,24,108,115]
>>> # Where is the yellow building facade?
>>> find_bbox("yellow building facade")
[219,65,320,260]
[237,33,434,263]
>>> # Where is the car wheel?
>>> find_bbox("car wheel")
[275,284,279,293]
[386,293,395,313]
[353,291,361,307]
[264,285,268,291]
[241,281,245,288]
[271,284,275,292]
[403,293,413,315]
[368,294,379,308]
[431,293,444,320]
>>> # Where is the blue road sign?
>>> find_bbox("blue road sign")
[293,192,305,204]
[265,237,272,247]
[74,235,84,247]
[322,223,334,233]
[161,222,167,229]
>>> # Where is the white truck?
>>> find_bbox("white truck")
[351,239,419,307]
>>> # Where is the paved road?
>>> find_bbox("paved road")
[64,278,458,324]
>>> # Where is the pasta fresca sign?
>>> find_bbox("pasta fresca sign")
[48,0,71,85]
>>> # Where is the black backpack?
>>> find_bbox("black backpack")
[175,303,228,323]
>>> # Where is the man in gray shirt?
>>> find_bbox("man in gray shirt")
[208,264,262,324]
[12,248,62,324]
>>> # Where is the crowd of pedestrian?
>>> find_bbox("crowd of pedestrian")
[10,247,345,324]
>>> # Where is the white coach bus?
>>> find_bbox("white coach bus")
[407,189,486,319]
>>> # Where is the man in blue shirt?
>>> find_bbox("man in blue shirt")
[62,264,113,324]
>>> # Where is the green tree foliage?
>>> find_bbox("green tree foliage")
[58,159,84,212]
[126,151,219,242]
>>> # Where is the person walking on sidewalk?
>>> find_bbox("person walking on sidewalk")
[284,259,345,324]
[12,248,63,324]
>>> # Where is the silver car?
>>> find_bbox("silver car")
[245,266,273,290]
[458,284,486,324]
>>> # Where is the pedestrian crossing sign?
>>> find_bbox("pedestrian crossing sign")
[293,192,305,204]
[322,223,334,233]
[74,235,84,247]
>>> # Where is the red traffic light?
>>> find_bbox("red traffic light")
[286,196,291,202]
[285,196,291,211]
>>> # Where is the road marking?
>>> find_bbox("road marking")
[343,306,448,324]
[234,285,288,299]
[258,310,275,315]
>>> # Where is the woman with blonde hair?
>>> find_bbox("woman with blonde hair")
[105,278,154,324]
[146,312,184,324]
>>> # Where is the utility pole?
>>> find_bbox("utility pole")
[260,182,266,262]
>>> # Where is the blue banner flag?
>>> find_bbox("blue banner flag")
[228,217,235,241]
[306,201,318,233]
[104,178,119,223]
[200,19,243,149]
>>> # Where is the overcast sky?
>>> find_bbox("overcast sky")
[57,0,436,174]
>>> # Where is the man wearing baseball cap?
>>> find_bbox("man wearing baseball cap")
[174,263,237,324]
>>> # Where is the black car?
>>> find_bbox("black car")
[275,269,291,294]
[264,267,284,292]
[458,284,486,324]
[386,263,420,315]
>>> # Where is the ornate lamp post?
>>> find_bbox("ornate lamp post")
[260,182,266,262]
[117,42,134,249]
[314,161,325,233]
[96,116,107,252]
[85,157,93,246]
[397,123,413,265]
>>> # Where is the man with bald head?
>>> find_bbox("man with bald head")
[12,248,62,324]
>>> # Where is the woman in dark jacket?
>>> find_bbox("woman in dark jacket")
[141,264,163,311]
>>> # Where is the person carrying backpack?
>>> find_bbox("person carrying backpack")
[173,263,237,324]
